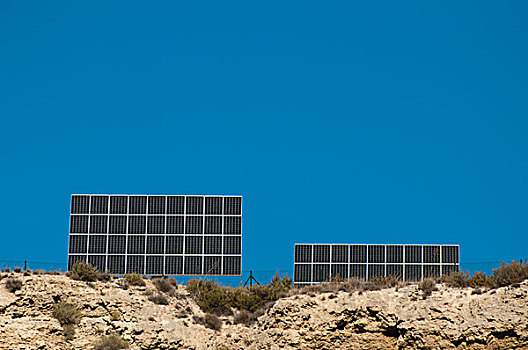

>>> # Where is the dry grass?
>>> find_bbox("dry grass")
[5,278,23,293]
[94,334,129,350]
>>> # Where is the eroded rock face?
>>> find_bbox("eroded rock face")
[0,274,527,349]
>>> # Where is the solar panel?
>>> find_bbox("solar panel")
[293,244,460,285]
[68,194,242,276]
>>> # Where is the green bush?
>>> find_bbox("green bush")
[69,262,101,282]
[487,261,528,288]
[5,278,23,293]
[94,334,129,350]
[124,273,145,287]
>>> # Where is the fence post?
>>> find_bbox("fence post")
[24,261,27,271]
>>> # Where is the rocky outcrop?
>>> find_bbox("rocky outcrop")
[0,273,527,349]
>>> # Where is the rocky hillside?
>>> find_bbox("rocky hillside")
[1,273,527,349]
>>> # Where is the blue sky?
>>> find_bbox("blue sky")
[1,1,527,282]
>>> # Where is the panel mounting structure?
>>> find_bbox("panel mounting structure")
[68,194,242,276]
[293,243,459,285]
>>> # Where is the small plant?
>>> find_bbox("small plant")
[5,278,23,293]
[3,268,10,273]
[418,278,438,298]
[70,262,100,282]
[193,313,222,331]
[94,334,129,350]
[110,311,121,321]
[124,273,145,287]
[117,279,129,290]
[153,278,174,294]
[148,292,169,305]
[52,301,82,340]
[13,267,22,273]
[471,288,483,295]
[169,277,177,286]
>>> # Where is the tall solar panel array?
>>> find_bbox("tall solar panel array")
[68,195,242,276]
[294,244,459,285]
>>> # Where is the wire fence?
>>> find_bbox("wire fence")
[1,258,526,287]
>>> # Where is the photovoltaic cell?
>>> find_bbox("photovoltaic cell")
[295,245,312,263]
[386,246,403,263]
[186,197,203,214]
[167,196,185,214]
[331,264,348,279]
[204,236,222,255]
[205,197,222,214]
[332,245,348,263]
[313,245,330,263]
[88,235,106,254]
[185,256,202,274]
[147,216,165,234]
[368,245,385,263]
[88,255,106,272]
[186,216,203,234]
[90,216,108,234]
[166,216,184,234]
[91,196,108,214]
[69,235,87,254]
[423,246,440,263]
[127,255,144,274]
[71,195,90,214]
[146,256,163,275]
[165,256,183,275]
[148,196,165,214]
[129,196,147,214]
[185,236,203,254]
[350,245,367,263]
[224,216,241,234]
[147,236,164,254]
[108,255,125,275]
[110,196,127,214]
[368,264,385,279]
[224,197,241,215]
[224,236,241,255]
[205,216,222,234]
[312,264,330,282]
[109,216,127,234]
[108,236,126,254]
[294,264,311,282]
[70,216,88,233]
[204,256,222,274]
[128,216,146,234]
[166,236,183,254]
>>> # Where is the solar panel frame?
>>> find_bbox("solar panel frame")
[68,194,242,276]
[293,243,460,285]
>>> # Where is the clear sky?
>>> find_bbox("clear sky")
[1,1,527,282]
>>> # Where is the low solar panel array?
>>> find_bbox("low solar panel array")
[294,244,459,284]
[68,195,242,276]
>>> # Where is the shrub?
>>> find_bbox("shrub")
[63,324,76,341]
[487,261,528,288]
[124,273,145,287]
[193,313,222,331]
[440,270,470,288]
[3,268,10,273]
[187,273,293,316]
[53,301,82,326]
[110,311,121,321]
[148,292,169,305]
[418,278,438,298]
[94,334,129,350]
[233,310,257,326]
[5,278,22,293]
[169,277,177,286]
[468,271,488,287]
[52,301,82,340]
[153,278,174,294]
[70,262,100,282]
[13,267,22,273]
[117,279,129,290]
